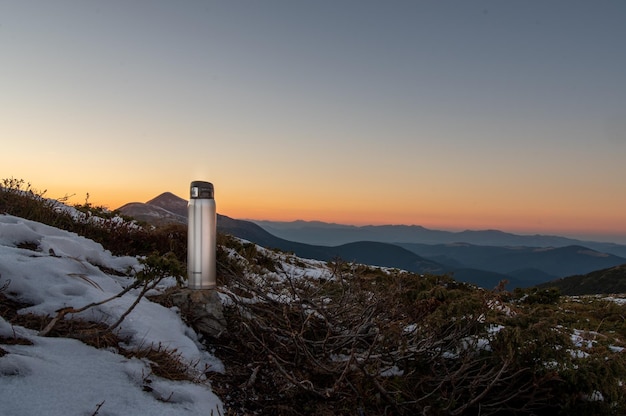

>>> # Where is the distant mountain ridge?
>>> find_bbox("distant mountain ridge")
[252,220,626,258]
[398,242,626,286]
[116,193,626,290]
[116,193,446,276]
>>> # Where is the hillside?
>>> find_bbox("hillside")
[537,264,626,295]
[3,185,626,415]
[0,214,223,415]
[116,201,187,226]
[400,242,626,283]
[119,194,447,276]
[116,193,626,289]
[218,216,446,275]
[146,192,188,217]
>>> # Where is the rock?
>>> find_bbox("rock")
[170,288,227,338]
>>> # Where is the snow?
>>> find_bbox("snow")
[604,296,626,306]
[571,329,596,350]
[0,321,221,416]
[0,214,223,416]
[255,245,333,281]
[3,210,622,414]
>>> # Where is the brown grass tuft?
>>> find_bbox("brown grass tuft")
[122,342,200,382]
[9,313,122,349]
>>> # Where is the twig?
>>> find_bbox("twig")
[38,280,142,336]
[241,364,261,389]
[268,354,325,398]
[107,277,164,332]
[90,400,105,416]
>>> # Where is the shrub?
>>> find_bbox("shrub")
[1,177,189,258]
[202,246,626,415]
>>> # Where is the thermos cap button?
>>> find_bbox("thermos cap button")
[190,181,214,199]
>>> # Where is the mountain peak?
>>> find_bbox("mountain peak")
[115,191,188,225]
[146,191,185,205]
[145,192,187,217]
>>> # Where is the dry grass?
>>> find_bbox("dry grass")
[0,292,37,352]
[4,310,201,382]
[10,312,122,349]
[146,286,179,308]
[123,343,201,382]
[1,292,199,383]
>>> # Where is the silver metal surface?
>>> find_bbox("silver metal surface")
[187,181,216,289]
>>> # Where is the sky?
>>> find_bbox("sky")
[1,1,626,243]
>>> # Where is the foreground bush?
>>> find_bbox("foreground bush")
[0,178,186,260]
[210,236,626,415]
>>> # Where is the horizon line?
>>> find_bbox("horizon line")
[243,218,626,245]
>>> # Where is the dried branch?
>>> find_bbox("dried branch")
[39,280,142,337]
[214,253,574,415]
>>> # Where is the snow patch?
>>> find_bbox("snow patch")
[0,215,223,415]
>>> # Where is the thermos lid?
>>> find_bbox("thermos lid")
[190,181,214,199]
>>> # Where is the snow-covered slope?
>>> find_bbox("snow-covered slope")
[4,211,626,415]
[0,214,223,416]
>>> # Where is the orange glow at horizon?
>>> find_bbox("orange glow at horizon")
[207,193,626,238]
[5,175,625,242]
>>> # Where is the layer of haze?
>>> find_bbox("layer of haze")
[2,1,625,243]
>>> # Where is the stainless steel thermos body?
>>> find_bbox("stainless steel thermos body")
[187,181,216,289]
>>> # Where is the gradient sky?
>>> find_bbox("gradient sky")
[2,1,626,243]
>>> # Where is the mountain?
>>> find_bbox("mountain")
[146,191,188,217]
[217,221,525,286]
[116,202,187,226]
[252,220,626,258]
[450,268,519,289]
[537,264,626,295]
[398,243,626,282]
[218,220,446,276]
[117,192,188,225]
[116,194,446,276]
[116,193,624,289]
[320,241,444,274]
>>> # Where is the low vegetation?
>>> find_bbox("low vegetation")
[536,264,626,295]
[209,238,626,415]
[0,177,188,260]
[1,178,198,384]
[2,179,626,415]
